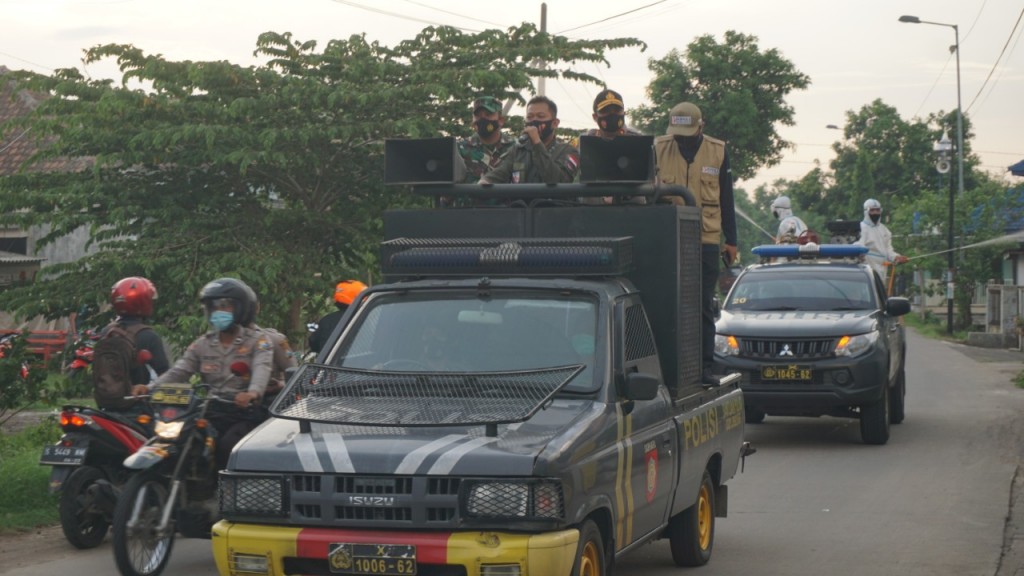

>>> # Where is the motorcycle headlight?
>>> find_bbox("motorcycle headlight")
[465,481,563,519]
[834,331,879,357]
[154,420,185,440]
[714,334,739,356]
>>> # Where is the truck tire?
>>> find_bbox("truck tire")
[571,519,606,576]
[669,469,715,566]
[745,407,766,424]
[889,363,906,425]
[860,384,891,445]
[59,465,110,549]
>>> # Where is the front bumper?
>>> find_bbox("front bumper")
[212,521,579,576]
[716,347,888,416]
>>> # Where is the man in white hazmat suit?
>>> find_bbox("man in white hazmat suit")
[855,198,909,282]
[771,195,807,243]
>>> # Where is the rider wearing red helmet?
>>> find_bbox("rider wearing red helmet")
[103,277,170,408]
[308,280,367,354]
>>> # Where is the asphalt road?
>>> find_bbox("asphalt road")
[2,328,1023,576]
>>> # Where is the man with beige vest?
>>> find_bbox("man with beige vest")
[654,101,738,386]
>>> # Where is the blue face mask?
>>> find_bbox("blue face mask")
[209,310,235,331]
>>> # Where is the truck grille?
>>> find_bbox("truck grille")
[739,338,836,360]
[288,475,459,528]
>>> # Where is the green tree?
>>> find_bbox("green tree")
[0,25,642,347]
[632,31,810,180]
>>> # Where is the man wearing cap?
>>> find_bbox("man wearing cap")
[458,96,515,183]
[480,95,579,185]
[584,89,645,139]
[654,101,738,386]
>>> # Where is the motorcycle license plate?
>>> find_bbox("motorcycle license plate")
[40,444,88,466]
[761,365,812,381]
[328,543,416,575]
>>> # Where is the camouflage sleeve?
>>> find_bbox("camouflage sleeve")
[552,143,580,183]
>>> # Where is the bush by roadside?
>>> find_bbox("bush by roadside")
[0,419,61,532]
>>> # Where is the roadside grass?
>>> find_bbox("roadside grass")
[0,420,61,532]
[903,311,970,342]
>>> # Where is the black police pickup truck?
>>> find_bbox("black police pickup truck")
[211,137,750,576]
[714,243,911,445]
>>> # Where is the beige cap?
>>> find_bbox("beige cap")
[667,102,702,136]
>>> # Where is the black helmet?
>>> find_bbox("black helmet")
[239,283,259,327]
[199,277,255,328]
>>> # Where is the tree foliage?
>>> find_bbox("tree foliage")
[0,25,642,347]
[632,31,810,180]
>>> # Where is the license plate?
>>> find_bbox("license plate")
[40,444,88,466]
[761,365,812,381]
[328,544,416,575]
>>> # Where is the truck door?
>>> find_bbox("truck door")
[616,297,677,544]
[873,271,901,384]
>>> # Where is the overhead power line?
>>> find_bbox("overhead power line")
[554,0,669,35]
[399,0,505,28]
[965,4,1024,113]
[330,0,481,33]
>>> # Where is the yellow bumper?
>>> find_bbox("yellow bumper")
[212,521,578,576]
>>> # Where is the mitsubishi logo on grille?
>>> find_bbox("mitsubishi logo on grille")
[778,344,794,357]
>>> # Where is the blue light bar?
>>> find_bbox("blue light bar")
[752,244,868,259]
[381,237,633,277]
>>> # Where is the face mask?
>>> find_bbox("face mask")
[870,213,881,224]
[598,113,625,133]
[474,118,500,138]
[527,120,554,142]
[209,310,234,332]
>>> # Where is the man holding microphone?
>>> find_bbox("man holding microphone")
[480,95,578,185]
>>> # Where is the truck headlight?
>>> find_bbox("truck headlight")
[714,334,739,356]
[220,474,287,517]
[154,421,184,439]
[834,331,879,357]
[465,481,563,519]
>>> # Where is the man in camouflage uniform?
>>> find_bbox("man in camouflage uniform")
[480,95,579,185]
[458,96,515,182]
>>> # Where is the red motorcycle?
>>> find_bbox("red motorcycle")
[40,404,153,549]
[0,332,30,379]
[66,328,100,377]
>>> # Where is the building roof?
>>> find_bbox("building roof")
[0,65,91,176]
[0,249,45,264]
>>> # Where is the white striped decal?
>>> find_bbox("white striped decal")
[394,434,464,475]
[293,433,324,473]
[427,437,498,475]
[321,432,355,473]
[614,404,626,548]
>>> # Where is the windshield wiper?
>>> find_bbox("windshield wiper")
[830,306,869,311]
[741,305,800,311]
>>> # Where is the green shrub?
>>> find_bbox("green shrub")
[0,420,61,531]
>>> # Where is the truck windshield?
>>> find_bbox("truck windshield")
[725,268,877,312]
[330,291,599,392]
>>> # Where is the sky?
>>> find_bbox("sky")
[2,0,1023,204]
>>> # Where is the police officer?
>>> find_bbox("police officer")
[856,198,909,282]
[458,96,515,182]
[584,89,645,139]
[241,284,297,398]
[133,277,273,468]
[479,95,579,185]
[654,102,738,386]
[771,195,808,243]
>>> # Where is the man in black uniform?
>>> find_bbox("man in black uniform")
[308,280,367,354]
[480,95,578,185]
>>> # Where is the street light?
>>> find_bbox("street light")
[900,14,963,334]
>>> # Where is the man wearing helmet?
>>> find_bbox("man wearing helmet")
[101,277,170,411]
[856,199,909,282]
[133,277,273,468]
[308,279,367,355]
[770,195,807,243]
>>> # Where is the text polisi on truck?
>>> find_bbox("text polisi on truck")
[211,135,753,576]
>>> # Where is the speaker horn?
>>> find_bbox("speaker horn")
[384,137,466,185]
[579,135,655,183]
[935,160,951,174]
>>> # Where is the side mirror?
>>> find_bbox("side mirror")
[624,372,661,401]
[886,297,911,317]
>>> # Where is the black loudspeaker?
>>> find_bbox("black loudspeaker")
[384,137,466,185]
[579,135,655,183]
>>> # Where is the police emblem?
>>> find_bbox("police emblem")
[329,544,353,570]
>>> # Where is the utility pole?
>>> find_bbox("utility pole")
[537,3,547,96]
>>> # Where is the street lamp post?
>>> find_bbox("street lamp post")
[900,14,963,334]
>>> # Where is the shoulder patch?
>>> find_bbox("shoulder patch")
[258,339,273,351]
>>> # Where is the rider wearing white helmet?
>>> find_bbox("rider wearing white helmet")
[855,199,909,282]
[770,195,807,243]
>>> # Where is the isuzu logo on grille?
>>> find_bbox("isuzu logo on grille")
[348,496,396,506]
[778,344,794,357]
